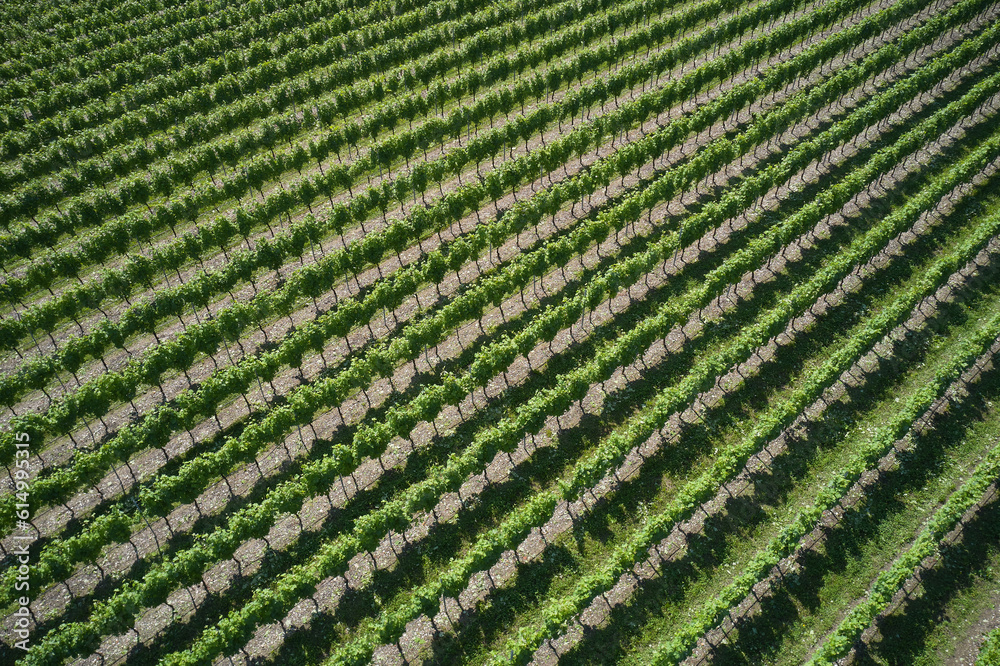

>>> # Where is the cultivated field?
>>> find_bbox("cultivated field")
[2,0,1000,663]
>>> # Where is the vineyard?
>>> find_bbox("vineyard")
[2,0,1000,663]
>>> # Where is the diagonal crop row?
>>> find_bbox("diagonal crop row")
[154,57,1000,666]
[0,0,876,480]
[473,90,1000,665]
[0,0,739,346]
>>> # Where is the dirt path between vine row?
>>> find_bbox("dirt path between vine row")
[948,584,1000,666]
[841,486,1000,666]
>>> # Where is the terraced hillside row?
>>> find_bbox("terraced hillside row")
[2,0,1000,663]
